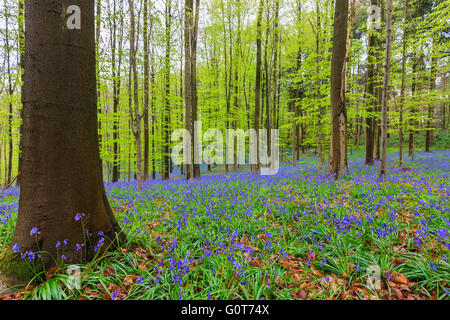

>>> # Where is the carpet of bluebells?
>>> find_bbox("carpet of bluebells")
[0,150,449,300]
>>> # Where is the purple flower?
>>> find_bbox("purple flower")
[111,291,119,300]
[136,277,144,284]
[12,243,21,253]
[30,227,39,236]
[430,263,438,271]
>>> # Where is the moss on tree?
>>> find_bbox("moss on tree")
[0,249,37,289]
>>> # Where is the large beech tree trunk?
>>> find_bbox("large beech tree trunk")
[0,0,124,287]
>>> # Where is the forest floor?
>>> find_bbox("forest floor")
[0,150,449,300]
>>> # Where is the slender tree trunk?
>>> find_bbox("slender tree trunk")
[409,50,417,159]
[252,0,263,174]
[192,0,201,178]
[162,0,172,180]
[184,0,193,180]
[17,0,25,187]
[143,0,150,181]
[292,0,303,165]
[399,0,408,167]
[365,0,378,166]
[272,0,280,162]
[4,2,14,186]
[111,0,123,183]
[315,0,325,173]
[380,0,393,177]
[425,32,438,152]
[151,57,157,180]
[264,9,271,159]
[128,0,143,188]
[96,0,103,174]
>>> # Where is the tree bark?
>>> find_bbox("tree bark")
[143,0,150,181]
[111,0,124,183]
[17,0,25,187]
[252,0,264,174]
[128,0,143,188]
[380,0,393,177]
[399,0,408,167]
[365,0,378,166]
[425,31,438,152]
[162,0,172,180]
[192,0,201,179]
[184,0,193,180]
[0,0,124,287]
[327,0,349,178]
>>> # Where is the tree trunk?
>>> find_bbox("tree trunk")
[17,0,25,187]
[184,0,193,180]
[399,0,408,167]
[425,31,438,152]
[192,0,201,179]
[151,57,157,180]
[4,2,14,186]
[365,0,378,166]
[327,0,349,178]
[252,0,264,174]
[0,0,124,287]
[264,9,271,159]
[272,0,280,168]
[315,0,324,173]
[380,0,393,177]
[111,0,123,183]
[96,0,103,175]
[409,50,417,159]
[143,0,150,181]
[162,0,172,180]
[128,0,143,188]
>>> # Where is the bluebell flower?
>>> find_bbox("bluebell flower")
[12,243,21,253]
[30,227,39,236]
